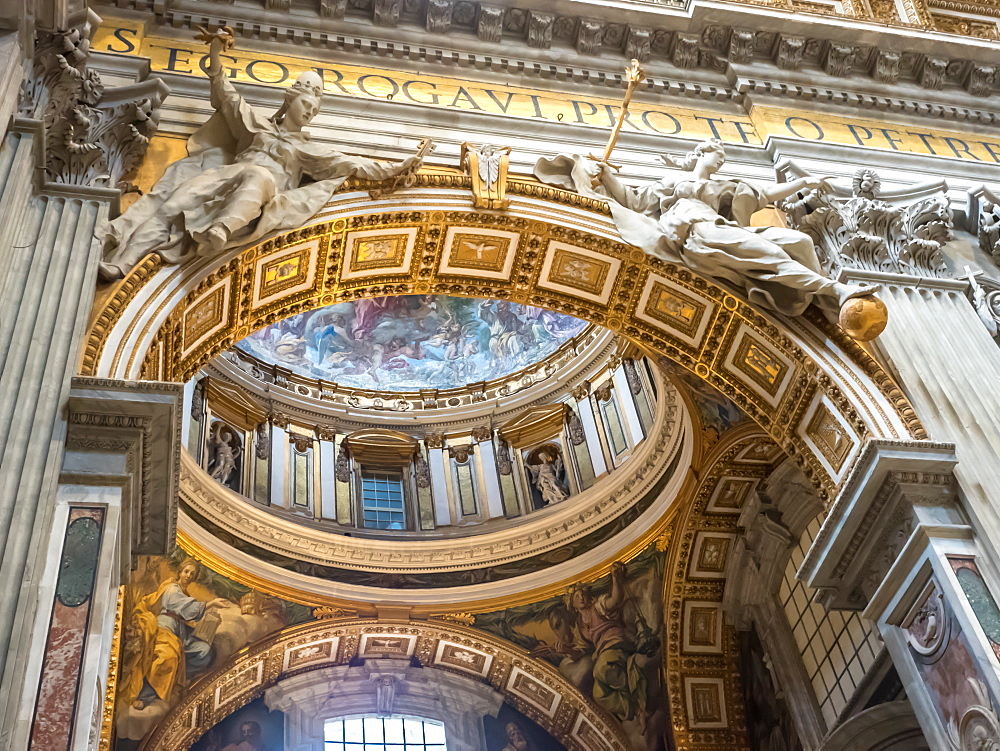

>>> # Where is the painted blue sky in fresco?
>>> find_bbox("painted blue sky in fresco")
[236,296,589,391]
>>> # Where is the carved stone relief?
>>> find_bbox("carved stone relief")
[20,28,167,191]
[781,167,954,278]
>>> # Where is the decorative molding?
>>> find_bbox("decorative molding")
[176,385,680,581]
[781,167,953,279]
[20,27,168,192]
[87,185,920,501]
[142,619,631,751]
[66,377,183,556]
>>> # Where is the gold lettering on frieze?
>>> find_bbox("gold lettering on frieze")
[94,18,1000,164]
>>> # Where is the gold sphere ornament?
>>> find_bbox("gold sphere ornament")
[839,295,888,341]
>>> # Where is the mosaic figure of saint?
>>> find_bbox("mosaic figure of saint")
[119,558,228,710]
[564,561,658,732]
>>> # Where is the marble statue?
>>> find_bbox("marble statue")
[208,422,240,485]
[96,27,426,281]
[528,449,569,506]
[534,139,877,317]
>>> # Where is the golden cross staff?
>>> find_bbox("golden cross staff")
[589,59,646,187]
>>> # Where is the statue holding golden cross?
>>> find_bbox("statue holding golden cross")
[589,59,646,186]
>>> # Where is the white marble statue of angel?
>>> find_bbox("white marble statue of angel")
[528,450,569,506]
[534,139,876,317]
[96,26,427,281]
[208,423,241,485]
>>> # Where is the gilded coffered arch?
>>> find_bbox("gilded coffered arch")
[662,426,787,749]
[83,175,921,501]
[138,616,631,751]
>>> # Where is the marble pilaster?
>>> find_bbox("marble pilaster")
[799,441,1000,749]
[0,22,167,748]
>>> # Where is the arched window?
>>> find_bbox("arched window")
[324,716,446,751]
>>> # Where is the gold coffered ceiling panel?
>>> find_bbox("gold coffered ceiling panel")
[85,178,920,502]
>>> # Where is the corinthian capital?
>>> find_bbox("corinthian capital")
[779,164,953,279]
[19,26,169,192]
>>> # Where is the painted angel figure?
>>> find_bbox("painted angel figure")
[208,422,241,485]
[96,26,427,281]
[534,139,877,317]
[528,450,569,506]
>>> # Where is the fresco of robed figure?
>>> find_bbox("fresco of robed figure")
[475,544,668,751]
[115,554,311,750]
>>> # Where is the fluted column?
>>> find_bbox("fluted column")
[0,23,168,748]
[0,127,118,742]
[869,277,1000,548]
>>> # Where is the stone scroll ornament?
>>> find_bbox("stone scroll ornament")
[533,62,888,340]
[95,26,431,281]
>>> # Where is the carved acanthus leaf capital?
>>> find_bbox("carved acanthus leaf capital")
[20,27,168,192]
[780,166,953,278]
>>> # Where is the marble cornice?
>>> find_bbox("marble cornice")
[95,0,1000,105]
[179,378,682,575]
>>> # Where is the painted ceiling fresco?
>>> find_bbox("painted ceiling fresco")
[235,295,590,391]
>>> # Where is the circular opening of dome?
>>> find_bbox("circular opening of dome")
[235,295,589,391]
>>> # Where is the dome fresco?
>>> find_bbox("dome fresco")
[236,295,590,391]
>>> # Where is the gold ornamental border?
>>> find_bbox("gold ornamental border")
[83,177,920,502]
[138,617,632,751]
[661,426,783,750]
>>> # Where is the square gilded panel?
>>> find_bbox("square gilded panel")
[571,714,614,751]
[340,227,418,281]
[721,324,796,409]
[251,239,319,308]
[161,705,199,751]
[736,440,783,464]
[433,641,493,677]
[706,477,758,515]
[684,677,728,729]
[214,659,264,708]
[181,277,231,358]
[634,274,715,348]
[798,394,858,480]
[506,666,560,717]
[537,241,621,304]
[689,532,736,579]
[282,636,339,671]
[683,601,723,654]
[358,632,417,658]
[438,227,519,279]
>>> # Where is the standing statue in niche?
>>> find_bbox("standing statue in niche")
[535,138,878,318]
[96,26,428,281]
[207,422,241,486]
[527,448,569,506]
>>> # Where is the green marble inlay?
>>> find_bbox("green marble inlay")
[56,516,102,608]
[958,567,1000,645]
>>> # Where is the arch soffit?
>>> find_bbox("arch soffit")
[138,617,631,751]
[663,424,788,749]
[84,177,921,500]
